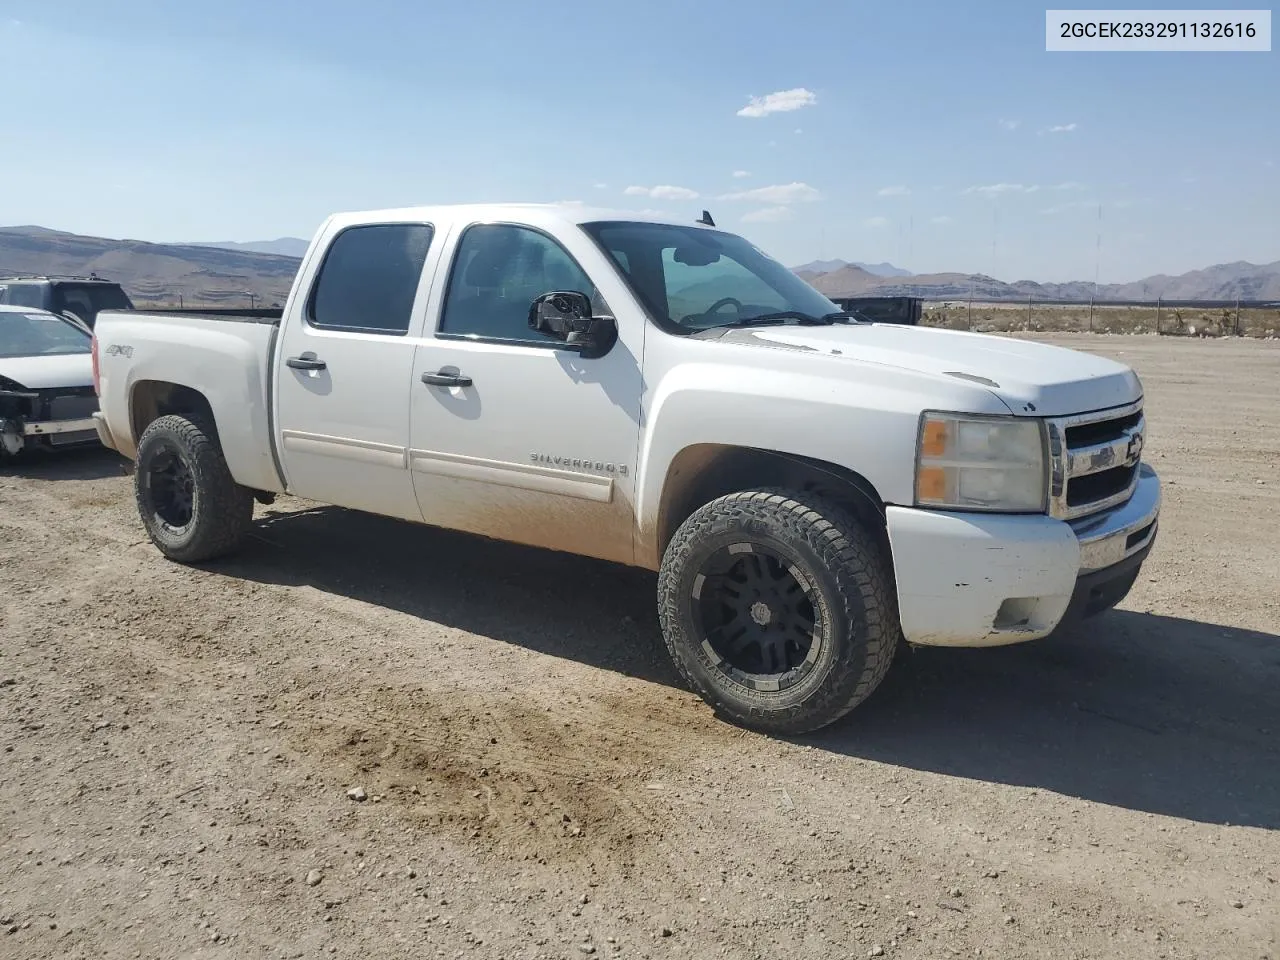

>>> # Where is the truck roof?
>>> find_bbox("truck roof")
[322,202,719,235]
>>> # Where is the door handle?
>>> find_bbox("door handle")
[421,371,473,387]
[286,355,327,371]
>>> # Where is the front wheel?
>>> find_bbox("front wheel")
[134,414,253,563]
[657,489,900,735]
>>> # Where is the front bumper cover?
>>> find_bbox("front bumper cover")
[886,464,1160,647]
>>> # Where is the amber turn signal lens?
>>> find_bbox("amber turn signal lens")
[917,466,948,502]
[921,418,950,458]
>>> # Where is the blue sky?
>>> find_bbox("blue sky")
[1,0,1276,282]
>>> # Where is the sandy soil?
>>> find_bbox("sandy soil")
[2,333,1278,960]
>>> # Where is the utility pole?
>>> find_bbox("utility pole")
[1093,203,1102,298]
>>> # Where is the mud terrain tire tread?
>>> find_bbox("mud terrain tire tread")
[657,487,899,735]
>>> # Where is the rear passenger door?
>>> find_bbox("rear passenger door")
[274,220,441,522]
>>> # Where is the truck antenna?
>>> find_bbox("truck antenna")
[697,209,715,227]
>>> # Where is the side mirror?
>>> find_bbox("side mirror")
[528,291,617,360]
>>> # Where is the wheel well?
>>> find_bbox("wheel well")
[656,444,889,561]
[130,381,218,446]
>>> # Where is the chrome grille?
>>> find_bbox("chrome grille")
[1047,399,1145,520]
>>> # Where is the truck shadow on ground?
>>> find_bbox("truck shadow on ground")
[223,504,1280,831]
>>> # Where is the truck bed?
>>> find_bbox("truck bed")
[126,307,284,324]
[93,308,285,493]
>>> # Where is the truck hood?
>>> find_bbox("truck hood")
[0,353,94,390]
[717,323,1142,416]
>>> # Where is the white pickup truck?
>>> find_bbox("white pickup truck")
[91,203,1160,734]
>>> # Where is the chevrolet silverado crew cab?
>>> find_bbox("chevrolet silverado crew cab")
[91,203,1160,734]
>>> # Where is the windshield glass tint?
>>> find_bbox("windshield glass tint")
[581,221,838,331]
[0,311,91,358]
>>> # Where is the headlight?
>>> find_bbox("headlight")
[915,413,1047,512]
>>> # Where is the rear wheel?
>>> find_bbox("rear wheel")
[134,414,253,562]
[657,488,899,735]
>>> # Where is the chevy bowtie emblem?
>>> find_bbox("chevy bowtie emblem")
[1126,432,1144,463]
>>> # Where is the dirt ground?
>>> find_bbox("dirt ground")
[2,333,1278,960]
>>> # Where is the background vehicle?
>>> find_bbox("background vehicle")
[90,203,1160,735]
[830,296,923,326]
[0,305,101,459]
[0,275,134,330]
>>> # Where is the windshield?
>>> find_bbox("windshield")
[0,311,91,359]
[581,220,844,332]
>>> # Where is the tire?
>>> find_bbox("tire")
[657,488,900,735]
[133,414,253,563]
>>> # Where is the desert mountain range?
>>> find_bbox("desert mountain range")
[2,226,1277,306]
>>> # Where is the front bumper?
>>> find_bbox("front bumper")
[885,464,1160,647]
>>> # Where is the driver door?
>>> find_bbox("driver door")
[407,221,644,565]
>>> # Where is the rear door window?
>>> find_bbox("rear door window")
[307,223,434,334]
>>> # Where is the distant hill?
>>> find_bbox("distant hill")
[799,258,1280,302]
[185,237,312,258]
[3,224,1276,307]
[793,258,912,278]
[0,226,299,306]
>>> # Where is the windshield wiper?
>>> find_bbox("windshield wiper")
[716,311,835,327]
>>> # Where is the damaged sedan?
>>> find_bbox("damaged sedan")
[0,304,101,461]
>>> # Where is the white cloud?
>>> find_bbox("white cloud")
[623,184,699,200]
[731,170,751,178]
[998,118,1020,130]
[736,87,817,118]
[767,140,778,148]
[650,185,700,200]
[794,128,803,135]
[930,215,954,225]
[593,183,608,190]
[963,183,1041,196]
[864,216,890,228]
[1046,123,1078,133]
[1052,181,1087,191]
[741,206,794,223]
[877,185,911,197]
[719,181,820,204]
